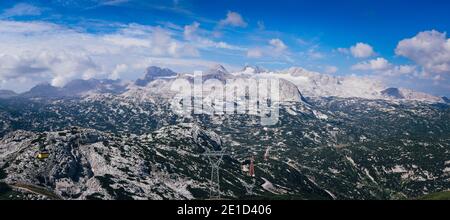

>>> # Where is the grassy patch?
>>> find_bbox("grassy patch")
[419,191,450,200]
[12,183,62,200]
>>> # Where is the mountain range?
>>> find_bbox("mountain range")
[1,65,446,103]
[0,65,449,200]
[0,90,17,99]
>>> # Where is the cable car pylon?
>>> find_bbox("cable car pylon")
[203,149,227,200]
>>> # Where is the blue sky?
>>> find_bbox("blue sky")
[0,0,449,96]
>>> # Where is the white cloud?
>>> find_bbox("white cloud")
[247,38,289,60]
[0,3,43,18]
[197,39,242,50]
[247,48,264,58]
[351,57,417,76]
[149,27,199,57]
[219,11,247,28]
[210,41,243,50]
[103,35,151,47]
[339,43,375,58]
[0,20,251,91]
[350,43,375,58]
[183,22,244,51]
[337,47,350,54]
[324,66,338,74]
[110,64,128,80]
[270,38,288,53]
[383,65,417,76]
[183,21,200,40]
[0,50,100,87]
[133,57,237,70]
[352,58,391,71]
[396,30,450,76]
[0,20,203,89]
[0,20,58,33]
[99,0,130,6]
[307,49,325,60]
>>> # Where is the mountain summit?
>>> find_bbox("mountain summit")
[207,64,229,75]
[4,65,447,104]
[0,90,17,99]
[241,65,267,74]
[381,88,404,99]
[21,83,62,98]
[135,66,177,86]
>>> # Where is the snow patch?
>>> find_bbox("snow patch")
[345,156,358,168]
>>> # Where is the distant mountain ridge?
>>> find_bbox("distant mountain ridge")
[4,65,448,103]
[0,66,449,201]
[135,66,177,87]
[381,88,404,99]
[21,83,62,98]
[0,90,17,99]
[20,79,127,99]
[236,66,446,103]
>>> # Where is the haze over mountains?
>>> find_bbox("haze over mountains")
[0,90,17,99]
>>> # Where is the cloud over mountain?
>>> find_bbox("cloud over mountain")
[352,58,391,71]
[396,30,450,77]
[0,20,221,90]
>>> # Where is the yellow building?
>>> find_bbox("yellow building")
[37,151,50,159]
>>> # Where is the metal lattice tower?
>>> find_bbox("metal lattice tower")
[204,150,226,200]
[244,178,256,196]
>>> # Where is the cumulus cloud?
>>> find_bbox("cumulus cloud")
[183,21,200,40]
[307,48,325,60]
[0,20,251,91]
[270,38,288,53]
[352,58,391,71]
[351,57,417,76]
[247,38,290,59]
[0,20,204,89]
[183,22,244,50]
[0,3,43,18]
[383,65,417,76]
[219,11,247,28]
[350,43,375,58]
[149,27,199,57]
[0,20,59,33]
[339,42,375,58]
[396,30,450,77]
[247,48,264,58]
[110,64,128,80]
[0,50,100,87]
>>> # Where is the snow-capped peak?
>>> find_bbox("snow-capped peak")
[136,66,177,86]
[9,65,446,104]
[208,64,229,75]
[241,65,267,74]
